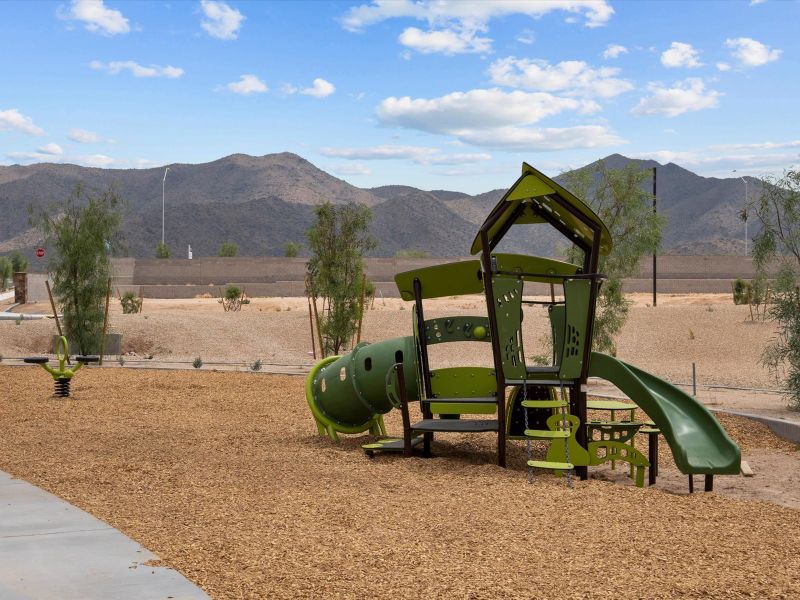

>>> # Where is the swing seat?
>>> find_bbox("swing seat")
[527,460,574,470]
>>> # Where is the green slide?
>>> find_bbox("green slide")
[588,352,741,475]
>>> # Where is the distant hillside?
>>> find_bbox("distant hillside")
[0,151,758,259]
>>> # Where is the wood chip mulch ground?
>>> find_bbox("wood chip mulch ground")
[0,366,798,599]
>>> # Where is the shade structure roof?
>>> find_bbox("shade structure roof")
[470,162,612,257]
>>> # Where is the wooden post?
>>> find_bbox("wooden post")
[45,280,70,365]
[307,293,317,360]
[138,285,144,313]
[356,273,366,345]
[99,278,112,365]
[311,294,325,359]
[549,282,555,304]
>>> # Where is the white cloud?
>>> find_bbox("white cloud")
[398,26,491,54]
[634,141,800,176]
[4,150,158,169]
[725,37,781,67]
[68,128,105,143]
[602,44,628,59]
[488,57,633,98]
[455,125,623,151]
[37,143,63,155]
[660,42,702,68]
[340,1,612,55]
[62,0,130,36]
[750,0,766,5]
[716,62,731,72]
[332,163,373,176]
[302,78,335,98]
[227,74,267,95]
[516,29,535,45]
[341,0,614,32]
[320,145,491,165]
[284,78,335,98]
[91,60,184,78]
[632,78,721,117]
[376,88,623,151]
[200,0,245,40]
[0,109,45,136]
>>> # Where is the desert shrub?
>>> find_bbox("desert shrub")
[120,290,143,314]
[220,285,246,311]
[9,250,28,272]
[155,242,171,259]
[30,184,122,354]
[750,168,800,409]
[560,162,664,353]
[284,242,301,257]
[193,357,203,369]
[0,257,11,290]
[251,359,262,371]
[218,242,238,257]
[733,278,749,304]
[306,202,376,356]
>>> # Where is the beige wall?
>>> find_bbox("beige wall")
[112,255,755,298]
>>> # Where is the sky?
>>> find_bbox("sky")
[0,0,797,193]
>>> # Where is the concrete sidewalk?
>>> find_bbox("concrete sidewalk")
[0,471,208,600]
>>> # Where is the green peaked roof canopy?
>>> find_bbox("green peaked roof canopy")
[470,162,612,256]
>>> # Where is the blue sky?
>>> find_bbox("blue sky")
[0,0,797,193]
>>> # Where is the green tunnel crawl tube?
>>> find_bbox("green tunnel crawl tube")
[305,336,421,441]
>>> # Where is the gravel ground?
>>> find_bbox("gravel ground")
[0,367,798,599]
[0,293,779,389]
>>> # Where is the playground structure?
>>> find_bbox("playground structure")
[306,162,741,490]
[24,335,99,397]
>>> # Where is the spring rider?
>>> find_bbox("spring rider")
[24,336,99,397]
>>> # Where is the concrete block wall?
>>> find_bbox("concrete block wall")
[112,255,757,298]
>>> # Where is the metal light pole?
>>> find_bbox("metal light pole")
[733,170,748,256]
[162,167,170,245]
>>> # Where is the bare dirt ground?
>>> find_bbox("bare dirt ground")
[0,366,798,600]
[0,293,781,391]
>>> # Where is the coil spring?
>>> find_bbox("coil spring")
[54,378,71,398]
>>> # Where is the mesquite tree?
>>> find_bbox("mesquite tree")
[306,202,375,355]
[749,169,800,409]
[561,162,664,353]
[30,184,122,354]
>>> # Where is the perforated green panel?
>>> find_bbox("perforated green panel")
[491,276,525,380]
[558,278,592,380]
[429,367,496,398]
[423,317,491,345]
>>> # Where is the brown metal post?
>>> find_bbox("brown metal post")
[45,280,70,365]
[648,431,658,485]
[413,278,434,457]
[480,231,507,468]
[705,474,713,492]
[99,278,111,365]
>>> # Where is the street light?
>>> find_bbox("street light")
[732,170,748,256]
[162,167,170,245]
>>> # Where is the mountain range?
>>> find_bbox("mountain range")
[0,152,756,259]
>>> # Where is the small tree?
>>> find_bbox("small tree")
[120,290,143,314]
[307,202,376,355]
[155,242,171,259]
[560,162,664,353]
[284,241,300,258]
[30,184,122,354]
[9,250,28,273]
[749,168,800,409]
[0,257,11,290]
[218,241,238,257]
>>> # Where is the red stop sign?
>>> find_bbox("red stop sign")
[35,247,45,258]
